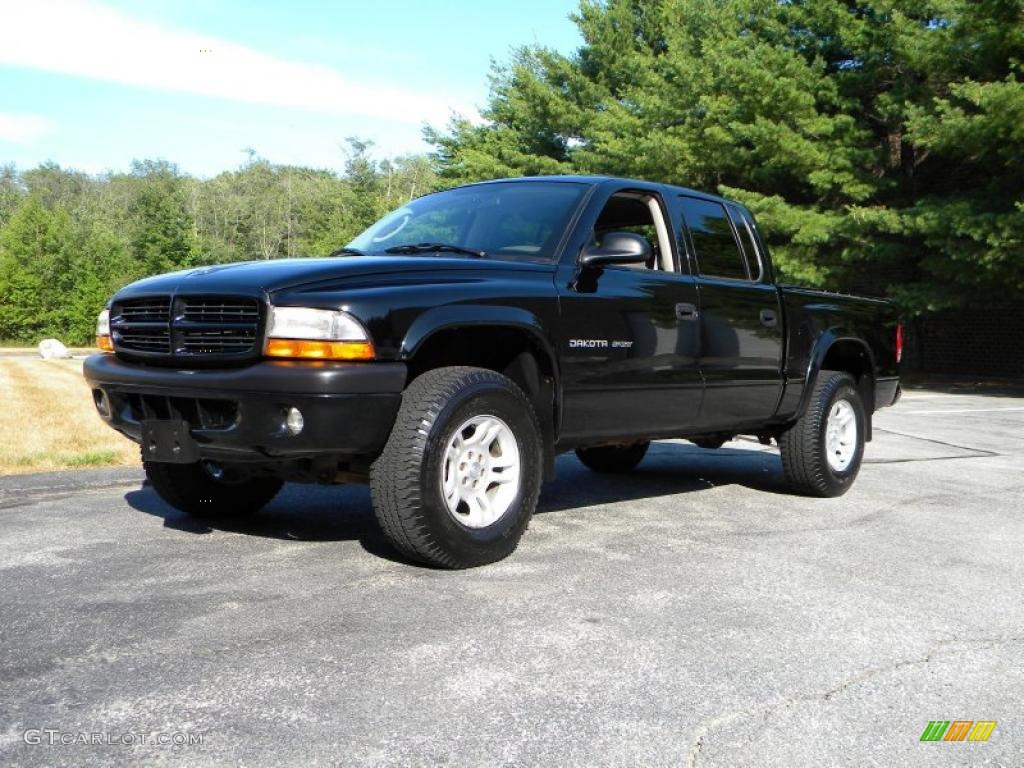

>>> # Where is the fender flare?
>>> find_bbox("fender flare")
[400,305,558,371]
[400,305,561,474]
[796,330,877,439]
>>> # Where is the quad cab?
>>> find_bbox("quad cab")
[85,176,901,567]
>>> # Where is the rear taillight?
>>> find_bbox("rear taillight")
[895,322,904,364]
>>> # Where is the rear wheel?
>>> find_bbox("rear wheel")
[370,366,542,569]
[576,441,650,473]
[778,370,866,497]
[143,457,283,518]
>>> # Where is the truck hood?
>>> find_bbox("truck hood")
[114,255,553,300]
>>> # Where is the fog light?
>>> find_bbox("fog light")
[93,389,111,420]
[284,407,304,436]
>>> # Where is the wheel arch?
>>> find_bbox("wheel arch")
[400,306,560,479]
[798,331,877,440]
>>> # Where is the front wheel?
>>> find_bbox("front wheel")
[778,370,866,497]
[370,366,542,569]
[143,457,283,518]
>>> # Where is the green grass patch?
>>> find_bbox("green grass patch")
[62,450,119,468]
[4,449,120,471]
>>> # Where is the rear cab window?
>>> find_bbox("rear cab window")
[726,204,764,282]
[677,196,751,281]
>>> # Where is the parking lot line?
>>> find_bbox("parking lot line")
[896,407,1024,415]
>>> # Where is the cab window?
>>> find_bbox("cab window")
[728,204,763,282]
[592,192,675,272]
[679,196,748,280]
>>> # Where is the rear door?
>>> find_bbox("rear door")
[672,196,784,429]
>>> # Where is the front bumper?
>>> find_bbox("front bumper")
[83,355,406,461]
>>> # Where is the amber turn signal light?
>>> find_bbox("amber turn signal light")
[96,335,114,352]
[264,338,374,361]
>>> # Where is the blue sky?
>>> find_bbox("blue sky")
[0,0,582,177]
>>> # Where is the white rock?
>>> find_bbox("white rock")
[37,338,72,359]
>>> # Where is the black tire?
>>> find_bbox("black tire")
[779,370,866,497]
[575,441,650,473]
[369,366,543,569]
[144,456,283,519]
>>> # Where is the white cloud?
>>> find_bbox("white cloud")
[0,112,55,143]
[0,0,473,126]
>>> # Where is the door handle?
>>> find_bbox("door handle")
[759,309,778,328]
[675,302,699,321]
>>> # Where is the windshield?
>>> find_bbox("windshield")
[347,181,587,262]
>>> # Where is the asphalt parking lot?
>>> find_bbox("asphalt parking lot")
[1,384,1022,767]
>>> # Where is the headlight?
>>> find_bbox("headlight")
[96,309,113,352]
[264,307,374,361]
[266,307,368,341]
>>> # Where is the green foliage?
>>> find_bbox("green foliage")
[0,165,22,228]
[427,0,1024,312]
[0,149,439,345]
[0,196,73,341]
[127,160,197,274]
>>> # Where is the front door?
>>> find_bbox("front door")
[556,189,703,441]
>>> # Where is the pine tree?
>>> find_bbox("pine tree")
[426,0,1024,311]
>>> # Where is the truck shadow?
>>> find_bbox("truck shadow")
[539,442,787,514]
[124,442,788,561]
[124,483,378,542]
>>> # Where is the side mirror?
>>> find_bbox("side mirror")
[580,231,652,268]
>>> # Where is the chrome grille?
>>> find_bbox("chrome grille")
[116,332,173,353]
[112,298,171,354]
[111,296,261,361]
[180,327,258,355]
[117,298,171,323]
[182,299,260,323]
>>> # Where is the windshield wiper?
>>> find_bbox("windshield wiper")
[328,246,366,257]
[384,243,486,258]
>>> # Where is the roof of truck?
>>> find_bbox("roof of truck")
[466,175,732,205]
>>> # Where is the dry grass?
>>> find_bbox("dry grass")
[0,358,138,475]
[0,347,96,357]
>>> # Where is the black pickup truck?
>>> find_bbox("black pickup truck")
[85,176,901,567]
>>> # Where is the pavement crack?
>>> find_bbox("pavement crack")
[872,427,999,457]
[684,634,1024,767]
[864,454,999,464]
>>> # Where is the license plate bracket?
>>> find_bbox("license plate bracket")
[140,420,200,464]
